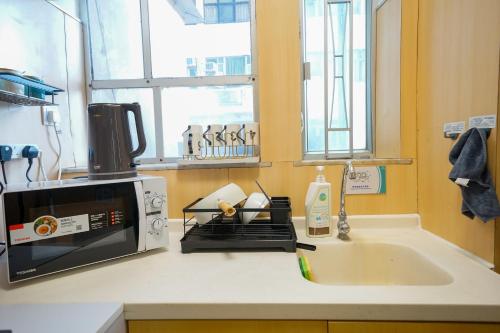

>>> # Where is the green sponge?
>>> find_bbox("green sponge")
[298,255,313,281]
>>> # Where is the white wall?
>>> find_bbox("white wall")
[0,0,86,183]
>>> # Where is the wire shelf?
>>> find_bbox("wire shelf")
[0,72,64,106]
[0,89,57,106]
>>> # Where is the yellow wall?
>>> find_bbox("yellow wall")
[70,0,500,263]
[143,0,418,220]
[155,0,500,264]
[416,0,500,262]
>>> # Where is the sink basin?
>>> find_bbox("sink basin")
[298,242,453,286]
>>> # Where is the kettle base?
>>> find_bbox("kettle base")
[88,170,138,180]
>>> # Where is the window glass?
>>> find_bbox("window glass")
[352,0,367,150]
[84,0,256,163]
[162,85,253,157]
[91,89,156,158]
[303,0,325,153]
[303,0,369,155]
[149,0,251,77]
[204,5,218,23]
[87,0,144,80]
[219,4,234,23]
[235,3,250,22]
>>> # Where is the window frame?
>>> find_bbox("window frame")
[81,0,258,164]
[300,0,373,160]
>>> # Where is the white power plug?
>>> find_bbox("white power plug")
[41,106,61,126]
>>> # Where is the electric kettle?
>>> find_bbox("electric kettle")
[88,103,146,180]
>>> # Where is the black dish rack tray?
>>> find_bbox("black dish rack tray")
[180,196,297,253]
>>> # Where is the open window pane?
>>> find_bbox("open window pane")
[87,0,144,80]
[91,89,156,158]
[303,0,325,153]
[162,85,254,157]
[303,0,370,157]
[149,0,252,78]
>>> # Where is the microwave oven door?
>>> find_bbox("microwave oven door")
[3,181,143,282]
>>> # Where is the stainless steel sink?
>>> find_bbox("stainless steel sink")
[297,242,453,286]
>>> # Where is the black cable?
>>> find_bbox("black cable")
[1,160,7,184]
[0,180,4,195]
[0,242,5,257]
[26,158,33,182]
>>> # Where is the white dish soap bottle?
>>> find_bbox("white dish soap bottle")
[305,166,332,237]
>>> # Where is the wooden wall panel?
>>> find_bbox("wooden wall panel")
[145,169,228,219]
[229,162,417,217]
[417,0,500,261]
[257,0,302,162]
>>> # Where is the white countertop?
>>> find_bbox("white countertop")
[0,215,499,322]
[0,303,123,333]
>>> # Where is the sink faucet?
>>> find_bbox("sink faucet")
[338,161,356,240]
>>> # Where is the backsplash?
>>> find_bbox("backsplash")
[0,0,85,183]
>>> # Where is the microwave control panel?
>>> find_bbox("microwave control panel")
[142,177,168,250]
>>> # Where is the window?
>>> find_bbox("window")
[87,0,144,80]
[302,0,371,159]
[304,0,322,17]
[204,0,250,24]
[84,0,256,162]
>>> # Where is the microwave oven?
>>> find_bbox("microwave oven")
[0,175,168,283]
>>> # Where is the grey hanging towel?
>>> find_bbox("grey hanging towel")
[449,128,500,222]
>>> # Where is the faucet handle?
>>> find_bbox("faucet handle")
[338,221,351,234]
[346,161,357,179]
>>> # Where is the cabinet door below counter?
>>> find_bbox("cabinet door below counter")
[129,320,327,333]
[328,321,500,333]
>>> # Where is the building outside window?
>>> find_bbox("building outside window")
[84,0,256,162]
[204,0,250,24]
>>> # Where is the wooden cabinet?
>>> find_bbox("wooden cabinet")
[128,320,327,333]
[328,321,500,333]
[129,320,500,333]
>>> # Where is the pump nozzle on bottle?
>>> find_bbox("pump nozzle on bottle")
[316,165,325,183]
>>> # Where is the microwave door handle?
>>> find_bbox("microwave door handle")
[134,181,147,252]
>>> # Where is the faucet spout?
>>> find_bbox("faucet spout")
[338,161,356,240]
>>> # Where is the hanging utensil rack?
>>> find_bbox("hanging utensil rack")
[0,72,64,106]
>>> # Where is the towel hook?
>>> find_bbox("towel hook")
[444,132,459,140]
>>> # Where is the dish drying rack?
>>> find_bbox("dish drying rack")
[180,197,297,253]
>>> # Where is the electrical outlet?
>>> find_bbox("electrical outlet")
[9,144,40,160]
[41,106,60,126]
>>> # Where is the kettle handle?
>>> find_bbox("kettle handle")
[126,103,147,158]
